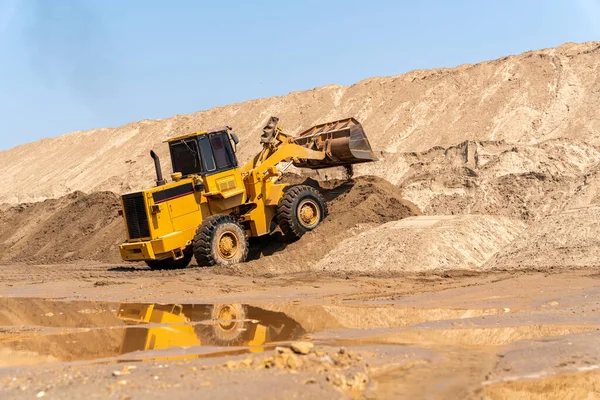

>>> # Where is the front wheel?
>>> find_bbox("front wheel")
[277,185,328,241]
[193,215,249,267]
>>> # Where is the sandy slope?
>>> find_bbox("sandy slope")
[316,215,526,273]
[486,205,600,269]
[0,191,123,264]
[1,42,600,204]
[396,139,600,220]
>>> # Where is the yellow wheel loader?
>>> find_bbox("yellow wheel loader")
[118,116,376,269]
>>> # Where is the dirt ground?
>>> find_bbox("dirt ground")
[0,263,599,399]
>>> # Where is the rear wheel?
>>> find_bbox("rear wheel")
[145,252,192,270]
[193,215,249,267]
[277,185,328,241]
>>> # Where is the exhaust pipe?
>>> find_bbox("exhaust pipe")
[150,150,167,186]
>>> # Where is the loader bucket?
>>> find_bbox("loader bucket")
[292,118,377,169]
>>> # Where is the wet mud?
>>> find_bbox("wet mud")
[1,270,599,399]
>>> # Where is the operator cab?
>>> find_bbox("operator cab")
[168,127,240,177]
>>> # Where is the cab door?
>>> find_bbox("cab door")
[199,132,246,211]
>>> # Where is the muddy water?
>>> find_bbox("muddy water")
[0,299,311,367]
[0,298,508,367]
[1,297,599,380]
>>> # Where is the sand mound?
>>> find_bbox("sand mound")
[2,42,600,204]
[4,42,600,275]
[0,175,419,268]
[230,175,421,274]
[0,192,124,264]
[314,215,526,273]
[486,206,600,269]
[306,175,422,225]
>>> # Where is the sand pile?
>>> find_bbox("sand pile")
[2,42,600,204]
[3,42,600,274]
[0,192,124,264]
[231,176,421,274]
[292,175,422,225]
[314,215,526,273]
[485,206,600,270]
[0,175,419,268]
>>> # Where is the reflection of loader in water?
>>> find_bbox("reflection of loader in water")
[117,303,305,355]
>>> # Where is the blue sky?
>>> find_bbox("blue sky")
[0,0,598,150]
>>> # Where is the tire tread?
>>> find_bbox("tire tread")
[277,185,328,241]
[193,214,249,267]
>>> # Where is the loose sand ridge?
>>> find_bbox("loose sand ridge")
[0,191,123,264]
[1,42,600,204]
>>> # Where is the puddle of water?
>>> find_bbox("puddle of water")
[1,297,597,369]
[0,300,306,368]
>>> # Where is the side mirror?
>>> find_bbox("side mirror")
[229,132,239,153]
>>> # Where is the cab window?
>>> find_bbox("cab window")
[210,132,236,170]
[198,136,216,172]
[170,139,202,176]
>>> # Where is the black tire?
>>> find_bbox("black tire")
[193,215,249,267]
[277,184,328,241]
[145,252,192,270]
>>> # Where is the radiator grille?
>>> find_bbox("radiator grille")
[122,192,150,239]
